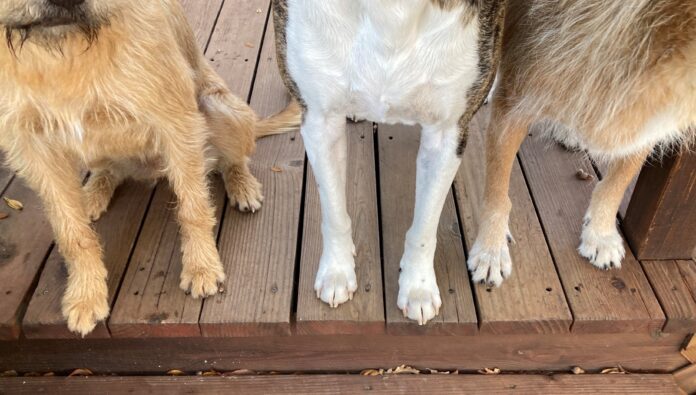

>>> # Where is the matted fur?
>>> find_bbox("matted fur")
[0,0,299,336]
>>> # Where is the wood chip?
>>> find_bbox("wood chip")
[0,212,8,220]
[600,366,627,374]
[222,369,256,376]
[572,366,586,374]
[166,369,186,376]
[360,369,383,376]
[391,365,420,375]
[43,372,55,377]
[575,169,594,181]
[478,367,501,375]
[68,368,94,377]
[244,42,254,48]
[1,370,18,377]
[3,197,23,211]
[256,8,262,13]
[201,370,221,377]
[271,166,283,173]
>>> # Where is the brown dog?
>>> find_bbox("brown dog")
[0,0,299,335]
[469,0,695,286]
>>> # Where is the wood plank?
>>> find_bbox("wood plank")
[674,363,696,395]
[107,0,231,339]
[0,375,680,395]
[454,105,572,334]
[199,13,304,336]
[0,179,53,339]
[295,122,384,335]
[624,151,696,260]
[641,261,696,333]
[21,181,155,339]
[0,332,688,373]
[518,130,665,333]
[378,124,477,335]
[108,181,225,338]
[677,260,696,307]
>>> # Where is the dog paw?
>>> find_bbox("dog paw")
[225,171,263,213]
[62,276,109,337]
[467,237,513,287]
[579,223,625,270]
[83,174,116,222]
[314,244,357,308]
[398,265,441,325]
[180,259,226,299]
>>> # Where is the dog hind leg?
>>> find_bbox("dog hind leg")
[579,148,650,269]
[83,166,126,222]
[467,110,529,287]
[303,109,357,308]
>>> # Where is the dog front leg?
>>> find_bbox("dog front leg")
[11,147,108,336]
[579,148,650,269]
[302,110,357,308]
[159,115,225,298]
[397,124,462,325]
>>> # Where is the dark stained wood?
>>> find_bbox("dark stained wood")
[378,124,478,335]
[677,260,696,307]
[199,13,304,337]
[518,131,665,333]
[21,181,155,339]
[641,261,696,333]
[624,151,696,260]
[0,332,688,373]
[455,105,572,334]
[108,181,225,338]
[295,122,385,335]
[674,363,696,395]
[107,0,232,339]
[0,374,681,395]
[0,179,53,340]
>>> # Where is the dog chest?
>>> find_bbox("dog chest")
[285,0,481,125]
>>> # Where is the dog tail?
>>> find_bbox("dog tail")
[255,99,302,139]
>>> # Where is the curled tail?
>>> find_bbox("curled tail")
[255,99,302,139]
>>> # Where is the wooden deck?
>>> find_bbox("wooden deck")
[1,0,695,376]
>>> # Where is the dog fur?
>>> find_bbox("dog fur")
[274,0,505,325]
[0,0,300,336]
[469,0,696,286]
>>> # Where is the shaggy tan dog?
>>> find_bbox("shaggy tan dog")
[469,0,695,286]
[0,0,299,335]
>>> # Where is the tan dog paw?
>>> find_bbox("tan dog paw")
[62,276,109,337]
[180,260,226,298]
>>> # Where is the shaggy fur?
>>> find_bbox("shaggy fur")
[469,0,696,286]
[0,0,300,336]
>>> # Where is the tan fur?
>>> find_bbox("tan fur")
[472,0,696,283]
[0,0,300,335]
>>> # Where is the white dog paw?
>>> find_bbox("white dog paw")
[397,266,441,325]
[467,230,513,287]
[314,258,357,308]
[579,222,625,270]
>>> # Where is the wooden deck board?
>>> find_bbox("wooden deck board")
[295,121,385,335]
[378,125,478,335]
[455,106,573,335]
[0,374,680,395]
[642,260,696,333]
[518,129,665,333]
[199,10,304,336]
[107,0,228,339]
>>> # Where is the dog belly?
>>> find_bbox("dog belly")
[286,0,480,126]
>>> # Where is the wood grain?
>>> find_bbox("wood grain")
[0,332,687,373]
[295,121,385,335]
[0,178,53,339]
[518,130,665,333]
[454,105,572,334]
[199,14,304,337]
[378,124,478,335]
[641,260,696,333]
[0,375,680,395]
[21,181,155,339]
[107,0,230,339]
[624,151,696,260]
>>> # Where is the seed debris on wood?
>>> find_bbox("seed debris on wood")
[478,367,501,375]
[271,166,283,173]
[68,368,93,377]
[3,197,23,211]
[571,366,586,374]
[575,169,594,181]
[166,369,185,376]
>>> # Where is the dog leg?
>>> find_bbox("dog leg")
[467,113,529,287]
[83,167,125,222]
[11,149,108,336]
[160,115,225,298]
[201,84,264,213]
[397,124,462,325]
[579,149,650,269]
[303,109,357,308]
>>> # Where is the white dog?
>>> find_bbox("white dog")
[273,0,505,325]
